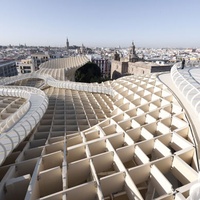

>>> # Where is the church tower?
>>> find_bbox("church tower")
[114,50,120,61]
[66,37,69,52]
[128,41,139,62]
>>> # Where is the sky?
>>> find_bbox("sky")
[0,0,200,48]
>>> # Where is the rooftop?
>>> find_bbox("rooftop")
[0,57,199,199]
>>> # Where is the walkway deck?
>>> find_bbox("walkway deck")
[158,65,200,146]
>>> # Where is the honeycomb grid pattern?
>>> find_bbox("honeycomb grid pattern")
[0,96,26,123]
[0,96,27,132]
[0,74,198,200]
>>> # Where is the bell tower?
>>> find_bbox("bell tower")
[128,41,139,62]
[66,37,69,52]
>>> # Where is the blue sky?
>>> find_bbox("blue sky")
[0,0,200,48]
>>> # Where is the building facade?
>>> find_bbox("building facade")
[0,60,18,77]
[111,42,172,79]
[17,58,36,74]
[91,58,111,78]
[31,52,49,70]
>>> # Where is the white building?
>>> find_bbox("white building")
[31,52,50,70]
[17,58,36,74]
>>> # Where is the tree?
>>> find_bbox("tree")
[75,62,101,83]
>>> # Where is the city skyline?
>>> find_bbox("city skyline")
[1,0,200,48]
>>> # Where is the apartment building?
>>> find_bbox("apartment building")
[17,58,36,74]
[0,60,18,77]
[31,52,50,70]
[91,58,111,78]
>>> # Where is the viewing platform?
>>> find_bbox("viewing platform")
[171,61,200,118]
[0,57,200,200]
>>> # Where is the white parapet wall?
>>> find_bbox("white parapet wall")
[0,86,48,164]
[171,62,200,119]
[0,72,113,96]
